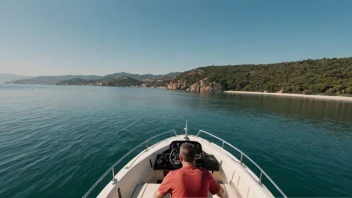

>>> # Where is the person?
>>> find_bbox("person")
[154,143,225,198]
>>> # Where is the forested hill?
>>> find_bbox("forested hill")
[168,57,352,95]
[56,78,92,85]
[55,77,142,87]
[98,72,181,81]
[105,77,141,87]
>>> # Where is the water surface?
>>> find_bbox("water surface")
[0,85,351,197]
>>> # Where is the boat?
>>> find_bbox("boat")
[83,122,287,198]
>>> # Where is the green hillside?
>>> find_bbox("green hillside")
[56,78,92,85]
[104,77,141,87]
[172,57,352,95]
[98,72,181,82]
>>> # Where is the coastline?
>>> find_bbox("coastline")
[224,91,352,102]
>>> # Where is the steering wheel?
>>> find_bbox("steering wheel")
[169,147,182,169]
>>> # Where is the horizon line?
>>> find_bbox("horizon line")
[3,56,351,77]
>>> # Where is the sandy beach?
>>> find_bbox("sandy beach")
[224,91,352,102]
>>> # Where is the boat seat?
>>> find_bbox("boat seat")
[132,183,237,198]
[132,184,170,198]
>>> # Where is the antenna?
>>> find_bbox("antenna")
[184,120,189,140]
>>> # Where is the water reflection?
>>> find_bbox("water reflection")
[173,91,352,130]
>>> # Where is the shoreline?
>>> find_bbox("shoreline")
[224,91,352,102]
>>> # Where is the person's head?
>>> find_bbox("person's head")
[179,143,196,165]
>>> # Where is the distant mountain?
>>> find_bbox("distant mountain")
[56,78,93,85]
[10,72,181,85]
[105,76,141,87]
[0,73,31,84]
[57,76,141,87]
[10,75,103,85]
[98,72,181,82]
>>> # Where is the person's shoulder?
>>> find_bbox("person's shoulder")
[200,168,212,177]
[166,169,181,177]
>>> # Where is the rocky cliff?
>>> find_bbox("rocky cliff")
[167,78,223,92]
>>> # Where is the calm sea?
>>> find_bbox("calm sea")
[0,84,351,197]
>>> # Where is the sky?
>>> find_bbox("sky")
[0,0,351,76]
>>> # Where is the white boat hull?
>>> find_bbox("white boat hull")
[97,135,275,198]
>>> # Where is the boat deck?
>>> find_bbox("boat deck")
[83,129,285,198]
[131,183,238,198]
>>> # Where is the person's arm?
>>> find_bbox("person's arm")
[216,186,226,198]
[154,173,172,198]
[209,173,226,198]
[154,190,164,198]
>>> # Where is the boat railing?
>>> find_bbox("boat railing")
[196,130,287,198]
[82,129,177,198]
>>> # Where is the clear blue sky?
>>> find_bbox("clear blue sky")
[0,0,351,76]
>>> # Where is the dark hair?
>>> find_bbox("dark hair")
[180,143,196,162]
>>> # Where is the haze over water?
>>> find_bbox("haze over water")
[0,84,351,197]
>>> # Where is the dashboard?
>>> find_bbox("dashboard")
[170,141,202,150]
[153,141,219,171]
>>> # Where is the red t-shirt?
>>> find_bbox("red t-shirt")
[158,166,220,198]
